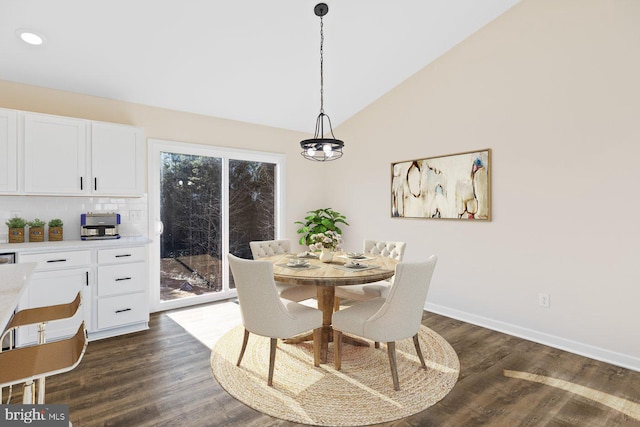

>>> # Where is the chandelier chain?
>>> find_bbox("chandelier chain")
[319,15,324,114]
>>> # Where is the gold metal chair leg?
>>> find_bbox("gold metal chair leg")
[413,334,427,369]
[236,329,250,367]
[387,342,400,391]
[268,338,277,387]
[37,377,46,404]
[36,322,46,404]
[22,380,35,404]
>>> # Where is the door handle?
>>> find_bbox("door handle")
[155,220,164,235]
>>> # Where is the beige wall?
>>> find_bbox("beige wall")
[326,0,640,369]
[0,79,327,240]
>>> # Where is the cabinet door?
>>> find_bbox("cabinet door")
[16,268,92,346]
[24,112,88,195]
[91,122,144,196]
[0,109,18,193]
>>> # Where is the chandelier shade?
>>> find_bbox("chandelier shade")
[300,112,344,161]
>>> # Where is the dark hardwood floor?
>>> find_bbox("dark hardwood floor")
[7,306,640,426]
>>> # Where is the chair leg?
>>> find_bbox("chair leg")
[413,334,427,369]
[22,380,35,404]
[375,342,380,349]
[386,342,400,391]
[334,330,343,370]
[268,338,277,387]
[37,377,46,404]
[333,296,341,313]
[313,328,321,367]
[36,322,47,403]
[236,329,250,367]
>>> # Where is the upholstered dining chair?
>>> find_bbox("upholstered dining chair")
[332,255,437,391]
[250,239,316,302]
[334,240,406,310]
[227,254,322,387]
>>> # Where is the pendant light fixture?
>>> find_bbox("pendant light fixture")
[300,3,344,161]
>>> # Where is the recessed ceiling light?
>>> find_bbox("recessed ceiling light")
[16,29,45,46]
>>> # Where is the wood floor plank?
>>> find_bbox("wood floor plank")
[5,305,639,426]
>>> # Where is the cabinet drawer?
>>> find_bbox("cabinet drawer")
[98,263,146,297]
[98,246,146,264]
[97,292,148,330]
[19,250,91,271]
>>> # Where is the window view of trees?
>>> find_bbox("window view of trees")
[229,159,276,259]
[159,152,276,301]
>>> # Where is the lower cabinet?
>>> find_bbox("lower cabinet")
[16,267,91,346]
[17,245,149,345]
[95,246,148,335]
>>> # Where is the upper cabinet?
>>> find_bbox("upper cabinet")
[0,109,18,193]
[91,122,144,196]
[24,112,88,195]
[10,110,145,197]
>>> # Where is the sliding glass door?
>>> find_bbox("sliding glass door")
[149,139,285,311]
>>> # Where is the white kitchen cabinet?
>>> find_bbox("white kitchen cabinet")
[16,250,92,346]
[0,108,18,193]
[13,109,144,196]
[23,112,88,195]
[15,243,150,344]
[91,122,144,196]
[95,246,148,334]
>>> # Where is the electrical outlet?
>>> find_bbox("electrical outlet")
[538,293,550,308]
[129,210,143,223]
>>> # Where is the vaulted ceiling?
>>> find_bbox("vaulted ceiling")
[1,0,520,132]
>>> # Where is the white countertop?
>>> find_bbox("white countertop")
[0,262,37,331]
[0,236,152,254]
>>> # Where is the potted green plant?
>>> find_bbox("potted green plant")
[48,218,64,241]
[27,218,46,242]
[295,208,349,260]
[6,217,27,243]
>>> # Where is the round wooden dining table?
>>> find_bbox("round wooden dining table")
[262,252,397,363]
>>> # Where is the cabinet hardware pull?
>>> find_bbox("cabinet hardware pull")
[115,277,132,281]
[115,254,132,258]
[86,271,89,286]
[47,259,67,263]
[115,308,132,314]
[94,177,97,191]
[80,177,83,190]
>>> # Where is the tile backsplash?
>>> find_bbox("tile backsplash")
[0,195,148,243]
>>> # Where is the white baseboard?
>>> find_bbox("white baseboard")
[425,302,640,373]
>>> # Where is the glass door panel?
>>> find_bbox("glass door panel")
[159,152,223,303]
[228,160,276,288]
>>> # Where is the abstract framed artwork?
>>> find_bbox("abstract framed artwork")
[391,149,491,220]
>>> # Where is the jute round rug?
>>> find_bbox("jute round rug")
[211,325,459,426]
